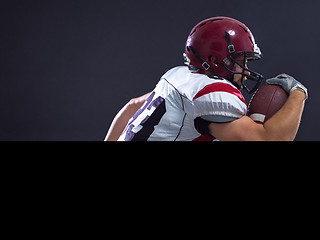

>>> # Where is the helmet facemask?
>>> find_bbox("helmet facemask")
[223,32,264,94]
[223,51,264,94]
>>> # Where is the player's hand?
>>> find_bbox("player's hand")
[266,73,308,100]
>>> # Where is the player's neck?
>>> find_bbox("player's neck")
[194,69,214,77]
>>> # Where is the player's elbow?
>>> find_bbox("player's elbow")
[128,97,141,107]
[269,134,295,141]
[262,127,295,141]
[126,93,150,113]
[124,99,137,115]
[125,97,145,115]
[263,135,294,141]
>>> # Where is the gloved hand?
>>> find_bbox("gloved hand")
[266,73,308,100]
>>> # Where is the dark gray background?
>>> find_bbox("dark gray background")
[1,0,319,141]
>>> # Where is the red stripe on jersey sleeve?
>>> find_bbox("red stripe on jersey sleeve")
[193,82,247,106]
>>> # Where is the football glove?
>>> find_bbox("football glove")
[266,73,308,100]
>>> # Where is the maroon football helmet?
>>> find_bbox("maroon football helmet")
[183,16,264,94]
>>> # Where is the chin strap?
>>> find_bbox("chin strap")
[224,32,241,89]
[225,32,235,54]
[187,46,218,77]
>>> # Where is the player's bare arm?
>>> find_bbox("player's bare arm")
[105,92,151,141]
[208,75,307,141]
[208,90,305,141]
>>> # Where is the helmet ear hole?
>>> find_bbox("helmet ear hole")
[209,56,219,67]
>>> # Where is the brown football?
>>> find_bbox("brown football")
[248,84,288,124]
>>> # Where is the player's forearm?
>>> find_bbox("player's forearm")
[263,90,306,141]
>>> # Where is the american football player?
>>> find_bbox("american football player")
[105,16,307,141]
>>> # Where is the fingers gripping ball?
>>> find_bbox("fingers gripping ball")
[248,84,288,124]
[266,73,308,100]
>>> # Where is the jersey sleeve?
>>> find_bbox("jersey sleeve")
[192,82,247,122]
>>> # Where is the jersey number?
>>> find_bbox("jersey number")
[123,92,166,141]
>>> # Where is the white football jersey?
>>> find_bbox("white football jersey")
[118,66,247,141]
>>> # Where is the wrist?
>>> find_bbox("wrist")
[290,88,307,100]
[290,84,308,100]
